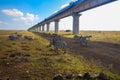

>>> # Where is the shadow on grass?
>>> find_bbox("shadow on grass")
[33,32,120,74]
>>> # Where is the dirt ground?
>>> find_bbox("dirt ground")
[62,37,120,74]
[39,33,120,74]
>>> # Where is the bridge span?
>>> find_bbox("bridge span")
[28,0,117,34]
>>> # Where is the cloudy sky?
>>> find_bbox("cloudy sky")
[0,0,120,31]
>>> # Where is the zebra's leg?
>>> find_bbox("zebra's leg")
[63,48,66,53]
[54,47,59,53]
[63,44,67,53]
[80,41,83,46]
[85,40,88,47]
[47,43,51,47]
[49,43,52,47]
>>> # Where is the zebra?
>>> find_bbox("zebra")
[83,35,92,41]
[49,38,67,53]
[49,38,55,47]
[54,41,67,53]
[8,34,22,40]
[74,35,80,42]
[49,34,62,46]
[49,34,67,53]
[52,34,62,41]
[74,35,92,46]
[79,36,88,46]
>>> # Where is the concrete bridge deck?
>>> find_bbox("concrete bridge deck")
[28,0,117,34]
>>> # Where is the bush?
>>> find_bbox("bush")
[65,30,71,32]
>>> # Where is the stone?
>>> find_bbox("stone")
[24,54,31,57]
[83,72,91,80]
[9,54,16,57]
[76,74,83,79]
[6,78,9,80]
[98,72,109,80]
[53,74,63,80]
[91,73,99,79]
[66,73,74,79]
[21,57,29,62]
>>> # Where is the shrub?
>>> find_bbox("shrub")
[65,30,71,32]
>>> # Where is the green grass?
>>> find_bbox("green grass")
[0,30,120,80]
[58,31,120,43]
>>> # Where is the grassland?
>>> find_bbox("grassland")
[0,30,120,80]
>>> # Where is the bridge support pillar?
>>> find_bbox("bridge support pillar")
[33,27,35,32]
[42,24,45,31]
[37,26,39,32]
[47,23,50,32]
[38,26,41,32]
[72,12,81,34]
[35,27,38,32]
[32,28,34,31]
[55,19,59,34]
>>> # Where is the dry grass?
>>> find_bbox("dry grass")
[0,30,120,80]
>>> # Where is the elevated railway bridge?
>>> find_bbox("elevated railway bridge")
[28,0,117,34]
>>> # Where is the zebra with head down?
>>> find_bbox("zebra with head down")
[74,35,92,46]
[54,41,67,53]
[8,33,22,40]
[79,36,88,46]
[49,34,61,46]
[49,34,67,53]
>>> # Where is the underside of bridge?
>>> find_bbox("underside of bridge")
[28,0,117,34]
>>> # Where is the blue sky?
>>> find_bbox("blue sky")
[0,0,120,31]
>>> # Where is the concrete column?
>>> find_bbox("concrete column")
[35,27,37,32]
[46,23,50,32]
[33,27,35,31]
[55,19,59,34]
[39,26,41,32]
[42,24,45,31]
[72,12,81,34]
[32,28,34,31]
[37,26,39,32]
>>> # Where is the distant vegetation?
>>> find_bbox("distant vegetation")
[65,30,72,32]
[0,30,120,80]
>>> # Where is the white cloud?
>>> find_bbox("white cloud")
[71,0,77,2]
[1,8,40,29]
[53,3,69,13]
[56,0,120,31]
[2,9,23,17]
[49,0,120,31]
[14,13,39,23]
[0,21,8,25]
[60,3,69,9]
[53,10,58,13]
[60,0,78,9]
[54,0,75,14]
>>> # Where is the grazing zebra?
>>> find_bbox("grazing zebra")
[49,34,67,53]
[84,35,92,41]
[52,34,62,41]
[54,41,67,53]
[79,36,88,46]
[49,37,67,53]
[49,38,55,47]
[49,34,62,46]
[74,35,92,46]
[8,34,22,40]
[74,35,80,42]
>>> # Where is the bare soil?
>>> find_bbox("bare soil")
[39,32,120,74]
[63,37,120,74]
